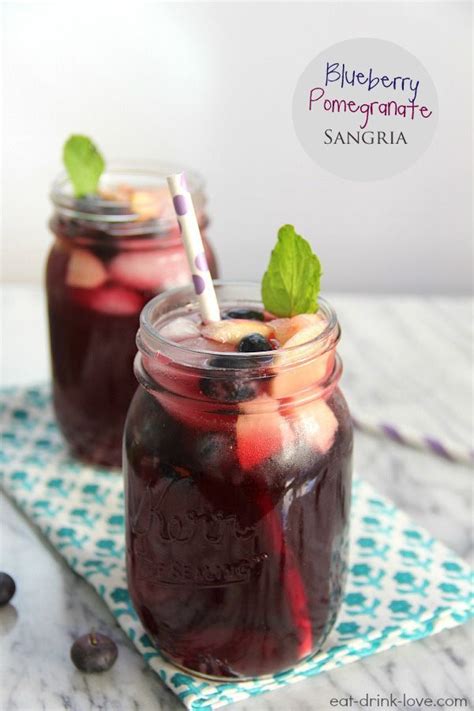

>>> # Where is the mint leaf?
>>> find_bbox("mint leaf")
[261,224,322,317]
[63,135,105,197]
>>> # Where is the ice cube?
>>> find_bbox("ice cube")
[160,317,201,342]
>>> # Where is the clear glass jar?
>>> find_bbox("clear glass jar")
[46,163,217,468]
[124,282,353,679]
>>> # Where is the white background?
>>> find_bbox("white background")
[1,1,472,293]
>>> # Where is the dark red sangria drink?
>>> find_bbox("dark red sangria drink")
[46,164,217,467]
[124,282,353,679]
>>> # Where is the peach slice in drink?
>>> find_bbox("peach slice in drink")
[269,315,334,399]
[66,249,108,289]
[236,394,293,471]
[202,319,273,345]
[237,394,313,657]
[130,186,169,221]
[261,489,313,658]
[270,313,324,345]
[291,398,338,454]
[109,249,190,291]
[99,183,133,203]
[71,285,144,315]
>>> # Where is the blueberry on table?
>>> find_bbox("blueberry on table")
[238,334,272,353]
[70,632,118,673]
[223,308,264,321]
[0,572,16,606]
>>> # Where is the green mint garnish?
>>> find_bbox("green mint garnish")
[63,135,105,198]
[261,224,322,317]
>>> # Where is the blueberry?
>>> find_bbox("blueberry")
[0,572,16,606]
[75,195,103,215]
[200,375,257,403]
[70,632,118,673]
[238,334,272,353]
[209,356,248,369]
[194,432,236,477]
[89,240,119,263]
[255,442,322,490]
[76,195,128,217]
[200,355,258,402]
[223,309,264,321]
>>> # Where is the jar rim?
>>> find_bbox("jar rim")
[138,281,340,368]
[50,160,205,225]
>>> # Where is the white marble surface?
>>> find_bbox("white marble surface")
[1,285,473,711]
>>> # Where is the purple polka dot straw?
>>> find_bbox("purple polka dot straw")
[167,173,220,323]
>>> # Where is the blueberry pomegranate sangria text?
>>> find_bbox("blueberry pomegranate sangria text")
[46,136,217,467]
[124,226,353,679]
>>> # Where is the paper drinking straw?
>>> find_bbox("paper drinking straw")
[167,173,221,323]
[352,415,474,467]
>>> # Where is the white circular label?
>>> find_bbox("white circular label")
[292,38,438,181]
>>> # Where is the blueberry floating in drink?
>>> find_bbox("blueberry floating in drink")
[237,333,272,352]
[223,308,265,321]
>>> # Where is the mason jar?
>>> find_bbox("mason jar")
[46,163,217,467]
[124,282,353,679]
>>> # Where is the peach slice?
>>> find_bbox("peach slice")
[71,285,144,315]
[130,187,168,221]
[269,313,325,345]
[202,319,273,345]
[66,249,108,289]
[270,355,335,399]
[292,398,338,454]
[268,318,297,345]
[236,394,293,470]
[109,249,190,291]
[282,320,327,349]
[99,184,133,202]
[270,317,334,399]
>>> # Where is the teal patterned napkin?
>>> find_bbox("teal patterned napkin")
[1,385,472,710]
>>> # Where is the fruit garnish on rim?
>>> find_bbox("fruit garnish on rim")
[160,222,327,356]
[62,134,170,221]
[261,224,332,397]
[202,319,272,346]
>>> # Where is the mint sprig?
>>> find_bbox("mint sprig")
[261,224,322,317]
[63,135,105,198]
